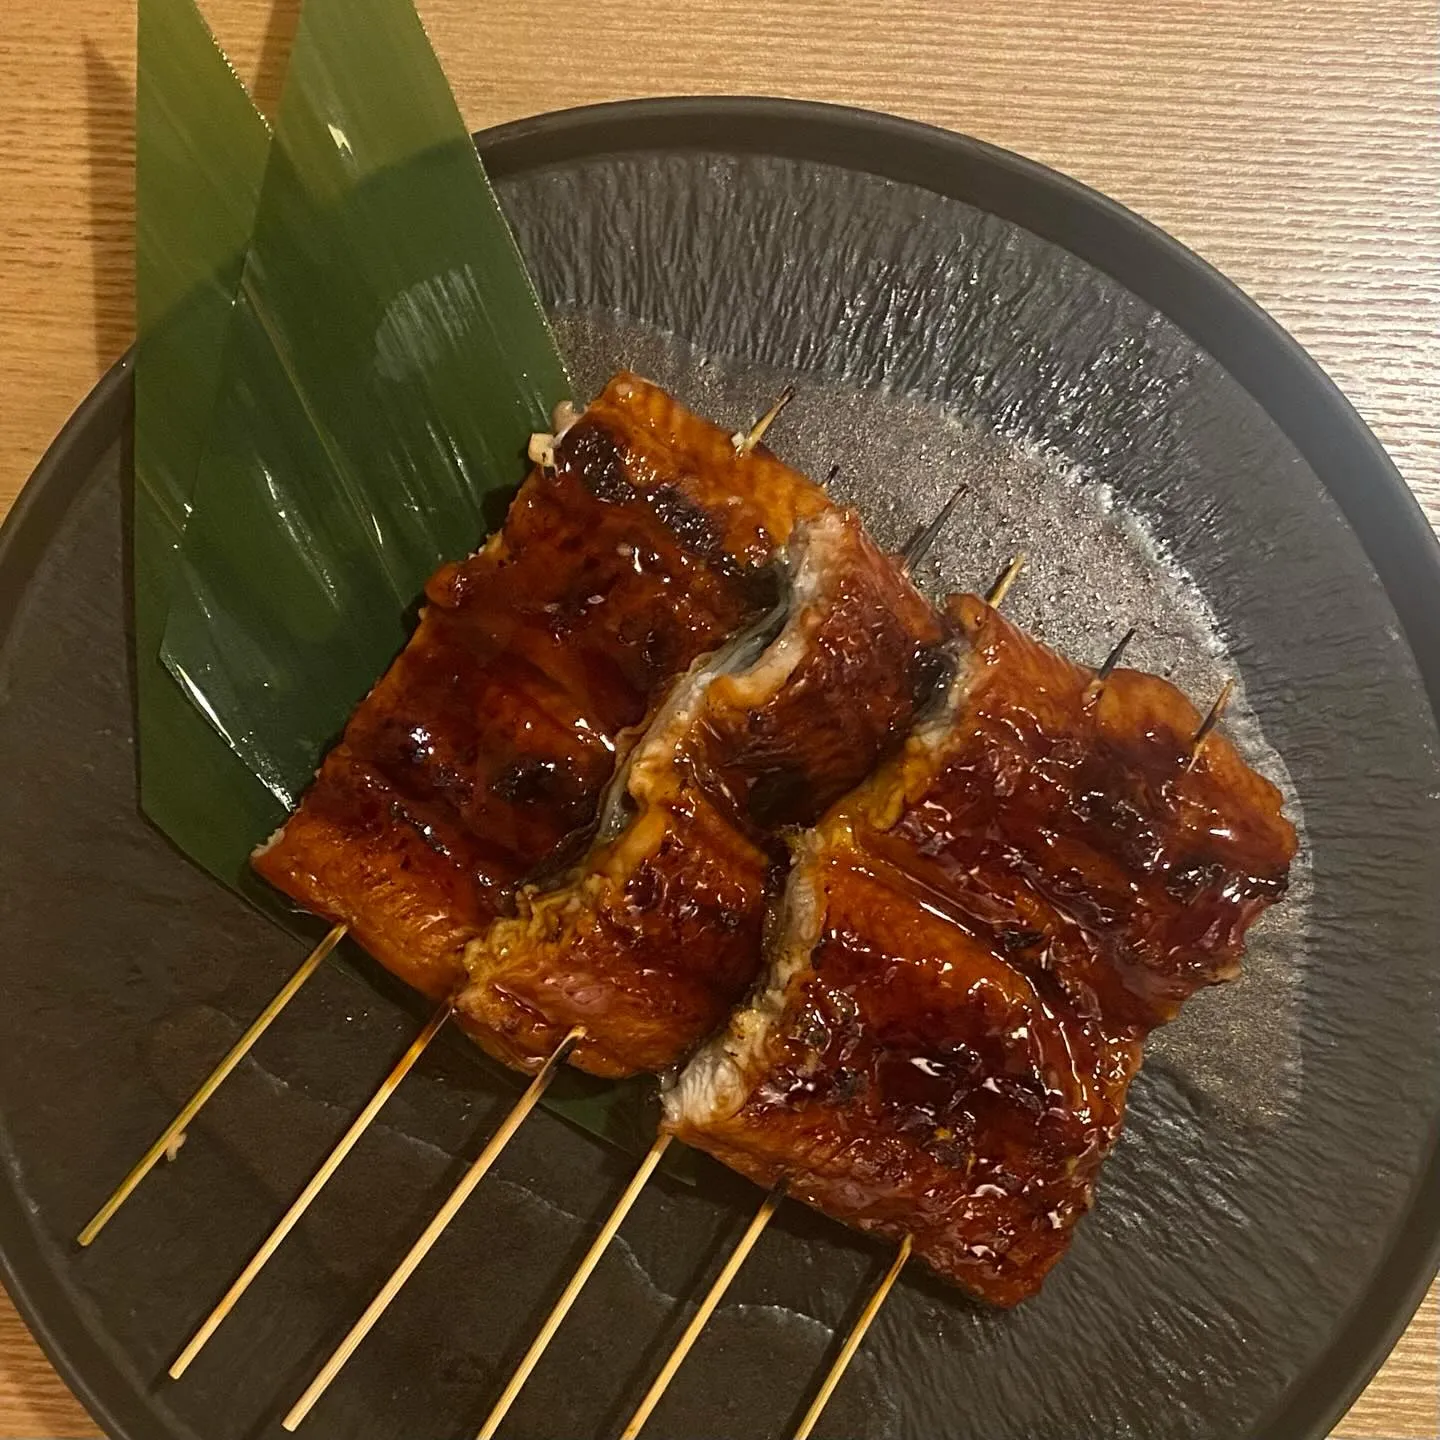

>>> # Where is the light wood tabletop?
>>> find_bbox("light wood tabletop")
[1,1,1436,1435]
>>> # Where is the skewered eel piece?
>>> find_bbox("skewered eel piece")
[253,373,829,1000]
[266,394,952,1426]
[666,594,1297,1306]
[457,506,950,1076]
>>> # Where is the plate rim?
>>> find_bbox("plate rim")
[1,95,1437,1440]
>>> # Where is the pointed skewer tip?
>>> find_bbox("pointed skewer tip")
[985,553,1027,609]
[734,387,795,454]
[1097,626,1138,683]
[77,923,347,1248]
[903,483,968,569]
[1187,678,1236,768]
[1084,626,1138,705]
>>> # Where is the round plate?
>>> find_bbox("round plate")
[2,98,1438,1440]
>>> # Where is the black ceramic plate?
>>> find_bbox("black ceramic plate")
[2,99,1438,1440]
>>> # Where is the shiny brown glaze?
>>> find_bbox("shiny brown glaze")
[460,510,947,1074]
[666,844,1141,1308]
[852,595,1299,1032]
[253,374,827,1000]
[693,512,948,830]
[458,789,774,1076]
[668,594,1296,1302]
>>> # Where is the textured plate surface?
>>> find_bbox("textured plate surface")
[1,99,1438,1440]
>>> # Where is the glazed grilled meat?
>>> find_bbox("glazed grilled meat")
[666,595,1297,1304]
[864,595,1298,1033]
[253,359,1297,1306]
[457,509,947,1076]
[253,374,828,1000]
[667,838,1143,1307]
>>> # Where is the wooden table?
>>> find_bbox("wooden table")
[1,1,1436,1434]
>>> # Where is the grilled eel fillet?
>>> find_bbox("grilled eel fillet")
[253,373,828,1000]
[457,507,949,1076]
[666,595,1297,1305]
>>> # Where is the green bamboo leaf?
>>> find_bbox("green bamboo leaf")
[133,0,285,884]
[159,0,570,806]
[140,0,664,1160]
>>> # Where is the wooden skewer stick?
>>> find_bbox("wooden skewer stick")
[734,387,795,454]
[791,1235,912,1440]
[77,922,348,1247]
[1097,626,1137,684]
[1187,677,1236,770]
[169,1002,453,1379]
[475,1133,674,1440]
[903,483,967,568]
[282,1027,584,1432]
[1085,625,1138,703]
[985,552,1027,609]
[620,1180,787,1440]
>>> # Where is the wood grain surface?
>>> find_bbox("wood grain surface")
[0,1,1436,1435]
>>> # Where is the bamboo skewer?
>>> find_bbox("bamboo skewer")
[169,1002,453,1378]
[903,483,967,568]
[616,548,1014,1436]
[282,1027,584,1431]
[475,1133,674,1440]
[1096,626,1137,685]
[1188,677,1236,768]
[791,1235,912,1440]
[770,555,1048,1438]
[473,484,986,1435]
[1084,625,1138,704]
[734,387,795,453]
[776,607,1207,1440]
[619,1180,787,1440]
[985,552,1027,608]
[77,922,348,1247]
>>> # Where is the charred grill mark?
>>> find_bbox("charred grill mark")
[490,756,568,805]
[910,641,956,712]
[556,418,629,503]
[646,482,727,563]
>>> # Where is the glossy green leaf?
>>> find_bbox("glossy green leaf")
[138,0,666,1159]
[160,0,570,807]
[133,0,285,885]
